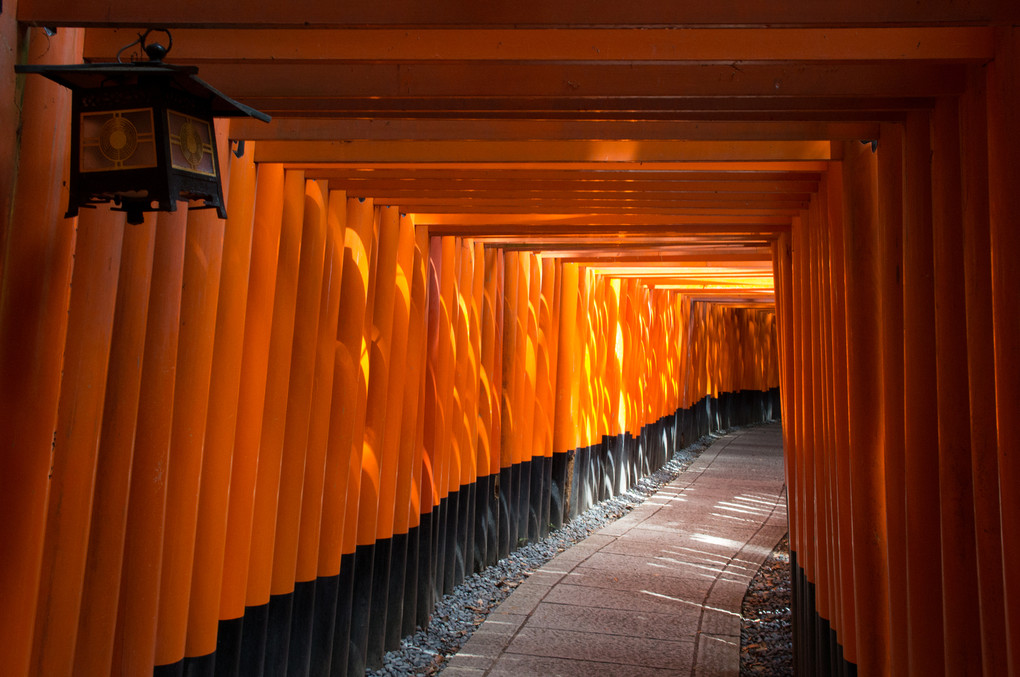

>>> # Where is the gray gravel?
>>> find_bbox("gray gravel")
[740,533,793,676]
[367,433,721,676]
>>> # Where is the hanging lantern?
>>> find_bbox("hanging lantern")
[16,29,270,224]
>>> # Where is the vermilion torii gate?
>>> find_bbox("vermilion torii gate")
[1,3,1018,676]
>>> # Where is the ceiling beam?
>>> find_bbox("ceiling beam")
[232,96,932,118]
[231,119,880,142]
[254,140,831,163]
[285,168,825,182]
[22,1,1016,28]
[309,178,820,193]
[142,62,967,102]
[413,212,790,225]
[84,27,995,63]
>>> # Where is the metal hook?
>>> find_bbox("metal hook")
[116,28,173,63]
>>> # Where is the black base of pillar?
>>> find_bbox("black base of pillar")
[497,466,512,558]
[791,550,858,677]
[183,652,215,677]
[347,543,375,677]
[540,456,553,538]
[366,537,391,669]
[473,477,489,573]
[401,524,420,638]
[385,530,408,652]
[154,659,184,677]
[509,463,522,547]
[288,579,316,677]
[264,591,294,676]
[415,511,434,631]
[549,453,567,529]
[213,615,244,677]
[308,574,339,677]
[484,473,499,568]
[528,456,544,541]
[238,601,269,677]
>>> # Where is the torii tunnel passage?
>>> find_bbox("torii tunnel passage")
[2,6,1020,677]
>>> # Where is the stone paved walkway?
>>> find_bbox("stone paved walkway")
[442,423,788,676]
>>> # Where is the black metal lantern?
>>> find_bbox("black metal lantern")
[16,29,270,224]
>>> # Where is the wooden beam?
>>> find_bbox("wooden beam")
[151,62,967,101]
[84,27,995,63]
[411,212,791,226]
[549,253,774,264]
[424,224,788,237]
[21,1,1016,28]
[254,140,832,163]
[234,96,930,118]
[230,118,881,142]
[288,167,825,182]
[483,238,773,249]
[302,177,821,194]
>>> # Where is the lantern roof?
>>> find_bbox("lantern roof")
[16,61,271,123]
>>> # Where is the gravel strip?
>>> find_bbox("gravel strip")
[740,532,793,676]
[367,432,725,676]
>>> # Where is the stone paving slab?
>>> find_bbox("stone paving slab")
[445,424,787,676]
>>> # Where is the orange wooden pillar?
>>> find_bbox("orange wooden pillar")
[264,179,329,674]
[901,110,945,677]
[574,267,595,507]
[29,207,125,677]
[551,261,580,528]
[520,253,539,539]
[450,239,478,585]
[516,251,534,530]
[536,256,559,532]
[72,215,157,676]
[393,217,429,640]
[790,212,818,674]
[605,278,624,493]
[470,239,487,563]
[183,140,258,670]
[510,252,531,531]
[155,200,228,675]
[807,199,833,667]
[342,201,388,676]
[959,69,1007,677]
[365,208,415,666]
[443,239,467,590]
[986,26,1020,677]
[824,164,857,666]
[291,187,346,676]
[0,27,82,676]
[432,236,459,597]
[239,169,306,675]
[820,191,845,668]
[499,250,521,554]
[931,96,983,672]
[408,223,434,633]
[476,244,501,569]
[350,205,400,674]
[112,208,188,676]
[814,206,842,667]
[216,163,285,673]
[801,208,823,673]
[875,123,908,677]
[772,233,798,581]
[841,141,891,676]
[311,196,375,677]
[420,233,444,617]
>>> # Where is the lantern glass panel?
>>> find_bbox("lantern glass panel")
[79,108,158,173]
[167,110,217,177]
